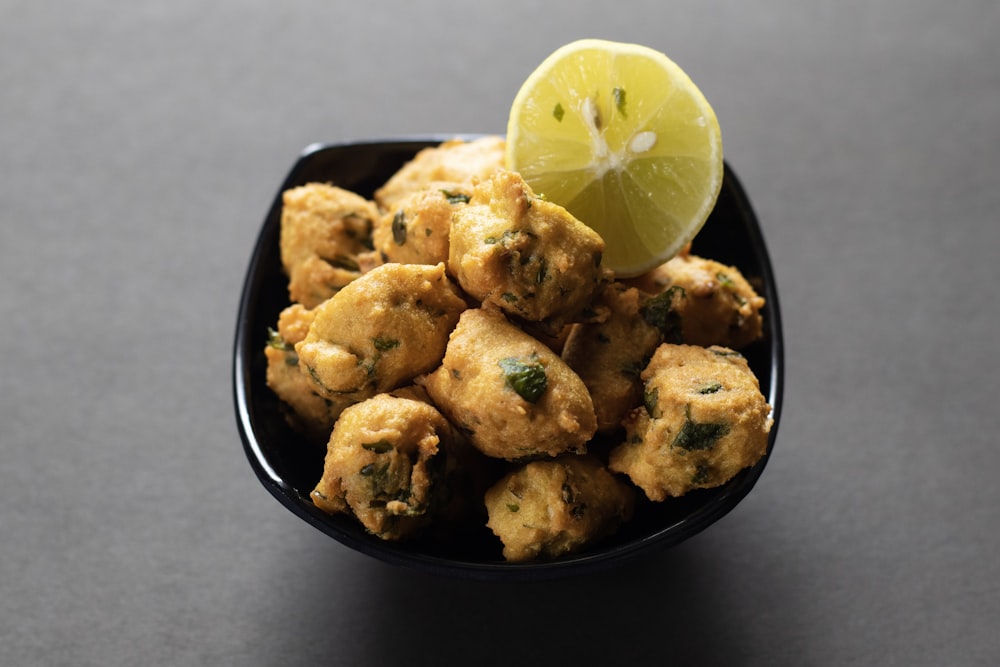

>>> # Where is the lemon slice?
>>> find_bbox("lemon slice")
[506,39,723,277]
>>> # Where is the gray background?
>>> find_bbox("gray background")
[3,1,998,664]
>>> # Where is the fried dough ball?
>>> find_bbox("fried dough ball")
[627,253,765,349]
[448,170,607,332]
[420,307,597,461]
[561,283,663,433]
[484,455,635,561]
[295,262,467,404]
[310,390,462,540]
[279,183,379,309]
[264,304,349,441]
[372,182,472,266]
[374,136,505,210]
[609,344,772,501]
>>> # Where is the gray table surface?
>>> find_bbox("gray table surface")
[3,1,998,664]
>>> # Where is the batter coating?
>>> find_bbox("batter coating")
[280,183,379,309]
[372,182,472,266]
[484,455,635,561]
[448,169,607,332]
[374,136,505,210]
[295,262,467,404]
[311,390,461,540]
[628,252,765,349]
[609,344,772,500]
[420,306,597,460]
[264,304,348,441]
[561,282,663,433]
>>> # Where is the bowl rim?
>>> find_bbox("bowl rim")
[233,135,784,581]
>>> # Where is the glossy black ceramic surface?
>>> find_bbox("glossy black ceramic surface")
[233,137,784,581]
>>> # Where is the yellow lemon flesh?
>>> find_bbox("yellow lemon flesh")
[506,39,724,277]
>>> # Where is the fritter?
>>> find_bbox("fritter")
[374,136,505,210]
[627,252,765,349]
[448,169,607,332]
[310,390,462,540]
[609,344,772,500]
[295,262,467,404]
[484,455,635,561]
[420,306,597,460]
[372,182,472,266]
[561,282,663,433]
[264,304,348,441]
[279,183,379,309]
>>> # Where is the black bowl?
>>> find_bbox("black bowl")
[233,137,784,581]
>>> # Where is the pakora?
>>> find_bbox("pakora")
[448,169,607,332]
[609,343,772,500]
[420,306,597,460]
[484,455,635,561]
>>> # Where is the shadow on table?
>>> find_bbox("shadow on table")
[280,538,780,666]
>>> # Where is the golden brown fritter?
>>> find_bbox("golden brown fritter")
[310,390,462,540]
[484,455,635,561]
[372,182,472,266]
[627,252,765,349]
[420,306,597,461]
[374,136,505,210]
[448,169,607,332]
[295,262,467,404]
[561,283,663,433]
[609,344,772,501]
[279,183,379,308]
[264,304,347,441]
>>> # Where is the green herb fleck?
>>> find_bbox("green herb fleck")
[507,503,520,513]
[553,102,565,122]
[359,463,376,476]
[372,336,400,352]
[535,258,548,285]
[325,254,360,271]
[620,360,646,377]
[441,190,471,204]
[501,292,519,303]
[391,210,407,245]
[673,408,729,451]
[613,87,627,117]
[644,387,661,418]
[691,464,711,485]
[266,328,290,351]
[498,355,548,403]
[641,286,685,343]
[362,440,393,454]
[484,236,497,244]
[698,381,723,394]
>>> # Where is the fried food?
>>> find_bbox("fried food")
[420,306,597,460]
[374,136,505,210]
[561,283,663,433]
[295,262,467,404]
[372,182,472,266]
[279,183,379,309]
[627,252,765,349]
[264,304,349,441]
[264,138,774,559]
[609,344,772,500]
[448,169,607,332]
[311,389,462,540]
[484,455,635,561]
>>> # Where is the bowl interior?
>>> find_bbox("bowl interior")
[233,137,784,581]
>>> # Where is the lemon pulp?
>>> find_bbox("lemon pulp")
[506,39,723,277]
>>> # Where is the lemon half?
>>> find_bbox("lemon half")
[506,39,724,277]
